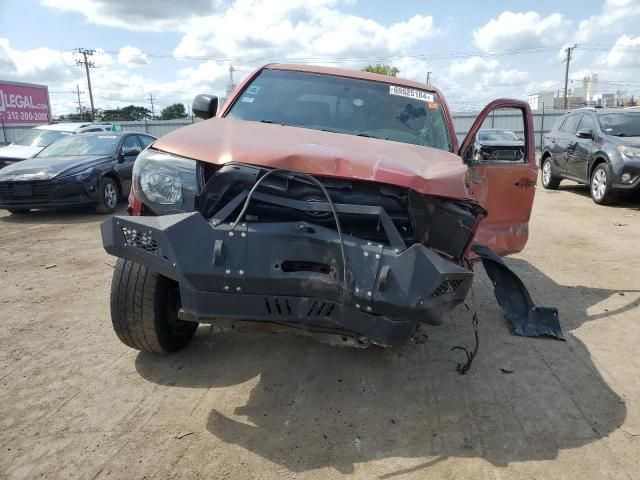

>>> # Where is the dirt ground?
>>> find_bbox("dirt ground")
[1,180,639,480]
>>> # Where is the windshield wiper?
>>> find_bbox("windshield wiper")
[259,119,291,126]
[356,132,388,140]
[613,133,640,137]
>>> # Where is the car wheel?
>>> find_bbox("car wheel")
[7,208,30,215]
[96,177,119,214]
[541,157,561,189]
[590,163,614,205]
[110,258,198,353]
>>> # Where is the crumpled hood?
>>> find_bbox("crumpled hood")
[153,118,471,199]
[0,144,42,160]
[0,155,110,181]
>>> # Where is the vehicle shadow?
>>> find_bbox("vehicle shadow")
[554,183,640,209]
[0,204,127,225]
[134,259,629,475]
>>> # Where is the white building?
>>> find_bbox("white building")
[528,91,556,111]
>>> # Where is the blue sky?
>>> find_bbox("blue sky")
[1,0,639,116]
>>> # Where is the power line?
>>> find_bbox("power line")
[86,42,640,65]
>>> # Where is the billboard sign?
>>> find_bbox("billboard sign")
[0,81,51,125]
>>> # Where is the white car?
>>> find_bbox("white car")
[0,122,113,169]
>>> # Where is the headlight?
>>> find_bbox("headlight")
[618,145,640,159]
[59,168,94,182]
[133,149,198,214]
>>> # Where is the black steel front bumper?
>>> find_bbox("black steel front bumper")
[101,212,474,346]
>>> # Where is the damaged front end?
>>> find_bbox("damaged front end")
[102,163,486,347]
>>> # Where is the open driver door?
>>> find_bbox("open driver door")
[459,99,537,256]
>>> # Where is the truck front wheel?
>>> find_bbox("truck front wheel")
[110,258,198,353]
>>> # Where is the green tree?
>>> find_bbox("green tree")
[160,103,188,120]
[361,64,399,77]
[101,105,152,121]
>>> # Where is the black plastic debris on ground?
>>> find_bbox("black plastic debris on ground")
[471,243,565,341]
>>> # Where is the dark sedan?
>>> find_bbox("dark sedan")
[0,132,155,214]
[473,129,525,162]
[541,108,640,204]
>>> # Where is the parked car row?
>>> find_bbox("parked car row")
[0,126,155,214]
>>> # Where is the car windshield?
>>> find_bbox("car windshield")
[36,134,119,157]
[13,129,72,148]
[226,69,452,151]
[478,131,519,142]
[598,112,640,136]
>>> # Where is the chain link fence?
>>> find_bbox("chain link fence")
[1,111,567,149]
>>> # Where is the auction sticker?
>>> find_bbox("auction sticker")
[389,85,434,102]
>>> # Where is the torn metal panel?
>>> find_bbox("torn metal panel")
[471,243,564,340]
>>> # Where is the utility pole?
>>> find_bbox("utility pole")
[426,72,432,84]
[76,48,96,119]
[563,45,576,110]
[148,94,155,119]
[75,84,84,118]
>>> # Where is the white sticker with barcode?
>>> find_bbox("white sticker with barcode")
[389,85,434,102]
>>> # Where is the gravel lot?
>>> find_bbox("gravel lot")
[1,181,639,479]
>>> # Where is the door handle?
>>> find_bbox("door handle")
[551,139,556,143]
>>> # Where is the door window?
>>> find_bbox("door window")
[464,108,527,164]
[121,135,142,156]
[560,114,581,134]
[577,114,594,133]
[137,135,155,148]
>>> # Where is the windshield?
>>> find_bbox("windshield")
[478,130,520,142]
[598,112,640,137]
[226,69,452,151]
[36,134,119,157]
[13,129,72,148]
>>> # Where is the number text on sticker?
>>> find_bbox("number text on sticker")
[389,86,434,102]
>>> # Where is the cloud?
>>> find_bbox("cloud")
[473,11,570,52]
[577,0,640,42]
[40,0,217,31]
[601,34,640,69]
[40,0,440,62]
[173,4,439,62]
[118,46,150,66]
[449,56,499,76]
[0,38,78,84]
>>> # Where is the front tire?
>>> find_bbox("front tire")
[7,208,30,215]
[96,177,119,214]
[110,258,198,353]
[541,157,561,189]
[590,163,614,205]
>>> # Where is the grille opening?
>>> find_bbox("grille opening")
[121,227,167,259]
[263,298,294,316]
[281,260,332,275]
[264,298,272,314]
[431,278,465,297]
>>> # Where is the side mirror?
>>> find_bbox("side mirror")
[192,94,219,120]
[576,129,593,139]
[122,147,141,157]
